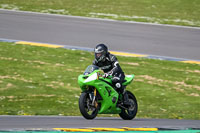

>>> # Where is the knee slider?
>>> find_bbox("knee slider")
[115,83,121,88]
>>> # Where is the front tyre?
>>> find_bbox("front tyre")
[79,92,98,120]
[119,90,138,120]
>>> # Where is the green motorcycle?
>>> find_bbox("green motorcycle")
[78,65,138,120]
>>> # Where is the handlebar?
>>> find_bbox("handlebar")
[97,72,112,79]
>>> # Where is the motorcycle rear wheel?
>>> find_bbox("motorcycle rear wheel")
[79,92,98,120]
[119,90,138,120]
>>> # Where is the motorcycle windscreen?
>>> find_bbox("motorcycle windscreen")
[84,65,99,75]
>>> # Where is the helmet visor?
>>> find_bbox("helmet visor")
[96,53,102,58]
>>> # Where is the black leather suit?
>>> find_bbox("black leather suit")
[93,52,125,93]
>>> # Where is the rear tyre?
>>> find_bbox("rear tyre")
[119,90,138,120]
[79,92,98,120]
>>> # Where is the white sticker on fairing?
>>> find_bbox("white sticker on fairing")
[126,75,133,78]
[84,73,97,83]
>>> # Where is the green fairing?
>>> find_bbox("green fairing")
[123,74,135,86]
[78,69,134,114]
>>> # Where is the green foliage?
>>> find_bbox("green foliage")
[0,42,199,119]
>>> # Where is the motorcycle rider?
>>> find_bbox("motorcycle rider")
[93,44,130,106]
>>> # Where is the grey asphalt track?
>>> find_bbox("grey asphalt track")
[0,116,200,130]
[0,9,200,60]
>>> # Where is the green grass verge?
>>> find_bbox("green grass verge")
[0,42,200,119]
[0,0,200,27]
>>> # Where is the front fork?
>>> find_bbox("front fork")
[89,88,98,108]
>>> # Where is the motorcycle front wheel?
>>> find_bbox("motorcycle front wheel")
[119,90,138,120]
[79,92,98,120]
